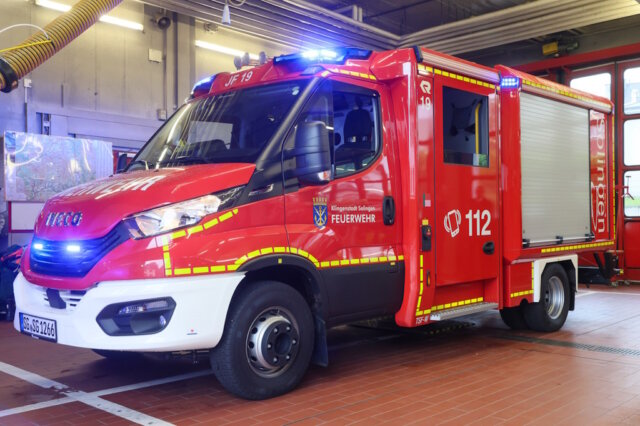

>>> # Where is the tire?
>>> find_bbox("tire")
[92,349,142,361]
[210,281,314,400]
[499,306,528,330]
[523,264,570,332]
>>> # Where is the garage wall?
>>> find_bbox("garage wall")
[0,0,291,149]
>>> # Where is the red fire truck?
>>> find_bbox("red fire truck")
[13,46,615,399]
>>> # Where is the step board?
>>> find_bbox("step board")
[430,302,498,321]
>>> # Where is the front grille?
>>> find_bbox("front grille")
[30,224,130,277]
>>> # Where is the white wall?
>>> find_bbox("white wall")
[0,0,292,149]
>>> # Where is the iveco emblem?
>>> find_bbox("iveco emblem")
[45,212,83,227]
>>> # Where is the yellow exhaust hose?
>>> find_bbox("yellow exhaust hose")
[0,0,123,93]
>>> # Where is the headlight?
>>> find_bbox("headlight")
[124,186,244,238]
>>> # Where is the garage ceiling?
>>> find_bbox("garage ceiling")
[142,0,640,55]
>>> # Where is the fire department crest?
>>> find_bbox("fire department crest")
[313,197,328,229]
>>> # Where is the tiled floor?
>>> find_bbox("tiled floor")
[1,285,640,425]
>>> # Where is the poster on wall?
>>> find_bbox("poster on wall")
[3,131,113,202]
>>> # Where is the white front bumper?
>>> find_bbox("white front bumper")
[13,272,243,352]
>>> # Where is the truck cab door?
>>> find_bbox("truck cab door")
[434,77,499,287]
[282,79,404,325]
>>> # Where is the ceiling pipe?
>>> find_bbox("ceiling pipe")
[139,0,640,55]
[150,0,393,50]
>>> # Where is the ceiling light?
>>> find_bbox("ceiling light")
[195,40,259,60]
[35,0,69,12]
[99,15,144,31]
[222,2,231,25]
[35,0,144,31]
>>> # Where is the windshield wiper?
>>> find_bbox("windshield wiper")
[125,159,150,171]
[158,156,207,166]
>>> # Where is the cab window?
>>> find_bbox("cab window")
[284,80,381,181]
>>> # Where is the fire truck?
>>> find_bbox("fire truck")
[13,46,615,399]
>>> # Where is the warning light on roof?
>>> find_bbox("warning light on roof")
[274,47,372,67]
[500,77,520,89]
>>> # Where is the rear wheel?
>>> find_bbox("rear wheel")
[523,264,570,332]
[210,281,314,400]
[499,306,528,330]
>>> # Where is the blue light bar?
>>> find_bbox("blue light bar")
[190,75,217,98]
[500,77,520,89]
[33,242,44,251]
[274,47,372,66]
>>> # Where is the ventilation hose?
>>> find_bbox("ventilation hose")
[0,0,123,93]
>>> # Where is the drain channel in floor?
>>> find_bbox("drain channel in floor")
[496,334,640,357]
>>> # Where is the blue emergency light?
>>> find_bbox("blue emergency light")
[274,47,372,66]
[190,75,217,98]
[500,77,520,89]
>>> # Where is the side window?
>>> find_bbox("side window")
[624,171,640,217]
[284,81,381,182]
[333,89,380,178]
[442,87,489,167]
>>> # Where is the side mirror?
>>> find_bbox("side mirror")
[286,121,332,185]
[116,153,129,173]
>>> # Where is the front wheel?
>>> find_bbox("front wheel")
[523,264,570,332]
[210,281,314,400]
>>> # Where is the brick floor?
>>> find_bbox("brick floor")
[1,285,640,424]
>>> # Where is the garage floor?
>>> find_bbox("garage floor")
[1,286,640,425]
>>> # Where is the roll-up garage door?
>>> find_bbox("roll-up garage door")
[520,92,590,245]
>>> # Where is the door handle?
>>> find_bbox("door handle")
[482,241,495,255]
[383,196,395,225]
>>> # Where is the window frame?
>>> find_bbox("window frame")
[441,85,490,168]
[331,82,383,179]
[282,79,383,184]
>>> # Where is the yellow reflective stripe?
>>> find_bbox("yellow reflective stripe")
[416,254,425,317]
[188,225,203,235]
[522,79,611,108]
[165,270,172,276]
[430,297,484,312]
[203,218,219,229]
[540,241,614,253]
[166,247,407,278]
[430,67,495,89]
[171,230,186,239]
[219,211,233,222]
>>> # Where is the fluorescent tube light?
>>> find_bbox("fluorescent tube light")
[35,0,70,12]
[99,15,144,31]
[195,40,259,60]
[35,0,144,31]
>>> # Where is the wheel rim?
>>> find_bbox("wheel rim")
[246,307,300,378]
[545,276,565,320]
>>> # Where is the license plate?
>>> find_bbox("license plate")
[20,313,57,342]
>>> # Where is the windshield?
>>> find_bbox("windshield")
[128,80,309,170]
